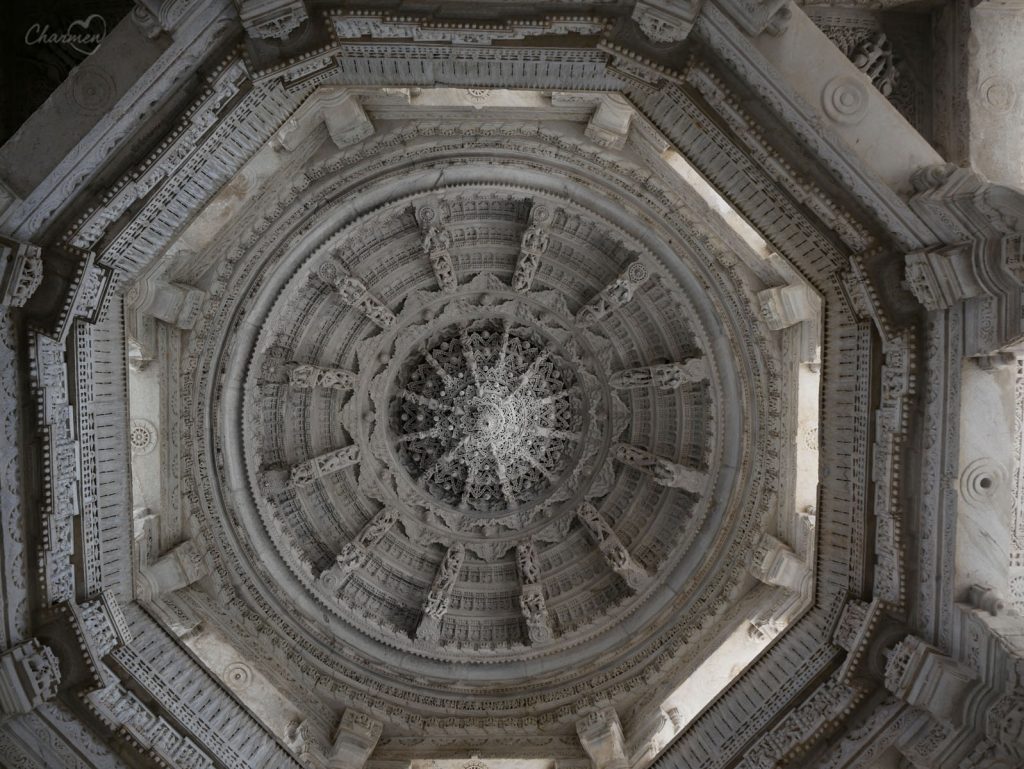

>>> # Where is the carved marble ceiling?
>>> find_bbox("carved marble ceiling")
[152,93,799,742]
[3,2,1024,769]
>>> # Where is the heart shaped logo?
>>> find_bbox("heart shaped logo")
[66,14,107,56]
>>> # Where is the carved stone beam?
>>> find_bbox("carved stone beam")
[748,533,810,593]
[585,95,635,150]
[0,639,61,719]
[415,543,465,643]
[320,507,400,593]
[0,236,43,309]
[137,540,210,601]
[609,359,708,390]
[326,709,383,769]
[237,0,309,41]
[289,363,356,391]
[414,204,457,292]
[883,635,977,727]
[512,203,553,292]
[516,541,553,644]
[576,706,629,769]
[316,263,395,329]
[576,260,650,327]
[274,87,373,152]
[631,0,703,44]
[612,442,706,494]
[290,445,360,487]
[576,503,647,590]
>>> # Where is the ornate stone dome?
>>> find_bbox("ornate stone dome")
[174,107,783,723]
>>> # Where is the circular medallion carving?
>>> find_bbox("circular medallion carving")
[129,418,157,456]
[822,75,869,125]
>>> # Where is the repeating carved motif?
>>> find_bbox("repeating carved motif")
[512,204,554,292]
[575,261,650,327]
[609,359,707,390]
[289,363,356,391]
[416,544,466,643]
[416,205,458,293]
[33,41,827,756]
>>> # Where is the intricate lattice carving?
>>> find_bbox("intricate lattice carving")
[392,321,582,514]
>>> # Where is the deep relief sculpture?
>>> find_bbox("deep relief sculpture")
[416,544,465,643]
[612,443,706,494]
[391,320,582,514]
[512,204,553,292]
[575,261,650,327]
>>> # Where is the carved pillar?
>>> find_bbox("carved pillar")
[320,508,399,593]
[327,709,383,769]
[631,0,702,44]
[415,204,457,292]
[609,359,708,390]
[290,445,361,487]
[237,0,309,40]
[576,503,647,590]
[316,263,395,329]
[516,540,553,644]
[0,639,61,719]
[289,363,356,391]
[611,442,706,494]
[415,544,465,643]
[575,261,650,327]
[275,87,373,152]
[585,95,634,150]
[512,204,553,292]
[0,237,43,308]
[138,540,210,601]
[576,706,629,769]
[757,284,818,330]
[125,275,205,330]
[748,533,810,593]
[906,164,1024,356]
[884,635,977,727]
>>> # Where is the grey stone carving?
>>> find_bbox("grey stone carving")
[612,443,705,494]
[576,260,650,327]
[609,359,708,390]
[416,543,465,643]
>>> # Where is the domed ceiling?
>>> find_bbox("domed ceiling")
[167,104,793,740]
